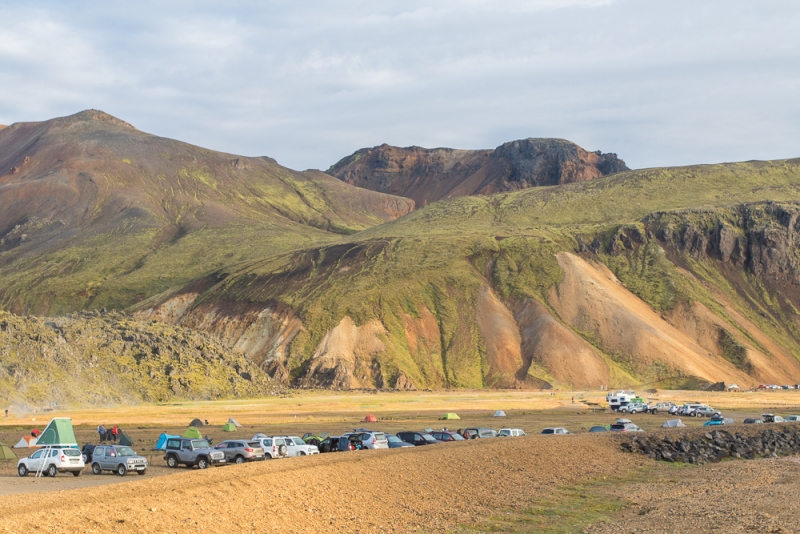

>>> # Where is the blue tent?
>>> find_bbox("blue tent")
[155,433,180,450]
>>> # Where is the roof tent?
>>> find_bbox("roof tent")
[37,418,78,446]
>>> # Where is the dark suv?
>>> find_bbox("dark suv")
[396,431,443,446]
[462,428,497,440]
[430,431,465,442]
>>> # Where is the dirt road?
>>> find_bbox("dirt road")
[0,434,642,533]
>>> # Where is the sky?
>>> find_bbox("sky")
[0,0,798,171]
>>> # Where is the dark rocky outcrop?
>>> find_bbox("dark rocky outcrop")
[327,139,628,206]
[622,427,800,464]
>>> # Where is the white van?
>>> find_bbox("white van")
[498,428,526,437]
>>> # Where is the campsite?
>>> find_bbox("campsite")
[3,388,800,531]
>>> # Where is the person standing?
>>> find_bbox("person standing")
[111,425,119,443]
[98,424,106,443]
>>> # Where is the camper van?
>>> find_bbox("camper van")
[606,390,638,411]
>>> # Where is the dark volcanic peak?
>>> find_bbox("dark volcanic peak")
[327,138,629,206]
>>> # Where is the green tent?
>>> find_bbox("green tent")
[182,426,203,439]
[440,413,461,420]
[0,442,17,461]
[37,418,78,446]
[118,434,134,447]
[222,423,237,432]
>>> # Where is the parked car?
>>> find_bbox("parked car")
[497,428,526,437]
[318,436,343,453]
[589,426,609,433]
[386,435,415,448]
[163,437,226,469]
[703,416,726,427]
[678,404,704,416]
[81,443,97,464]
[540,427,570,435]
[214,440,266,464]
[91,445,148,475]
[690,405,720,418]
[743,418,763,424]
[785,415,800,422]
[338,434,364,451]
[18,447,85,477]
[278,436,320,456]
[348,430,389,450]
[619,402,648,414]
[431,431,467,441]
[648,402,676,414]
[762,414,785,423]
[461,428,497,440]
[251,436,288,459]
[609,419,643,432]
[396,431,444,446]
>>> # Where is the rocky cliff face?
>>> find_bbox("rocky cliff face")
[0,310,279,406]
[327,139,628,206]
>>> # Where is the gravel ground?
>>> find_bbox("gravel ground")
[0,434,643,533]
[586,455,800,533]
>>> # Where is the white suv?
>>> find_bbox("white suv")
[277,436,319,457]
[18,447,85,477]
[251,435,288,459]
[498,428,526,437]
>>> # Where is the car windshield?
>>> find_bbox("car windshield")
[63,449,82,457]
[421,434,438,442]
[115,447,136,457]
[450,433,465,440]
[191,440,211,448]
[610,425,625,430]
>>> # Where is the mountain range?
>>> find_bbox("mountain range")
[3,110,800,404]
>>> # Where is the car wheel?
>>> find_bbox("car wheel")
[17,464,28,477]
[299,451,306,456]
[630,409,636,414]
[47,464,57,478]
[197,457,209,469]
[166,455,178,468]
[265,454,272,460]
[72,470,81,477]
[92,463,102,475]
[138,469,147,475]
[117,465,127,476]
[234,455,245,465]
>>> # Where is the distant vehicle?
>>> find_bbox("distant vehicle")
[396,431,444,446]
[214,440,265,464]
[540,427,570,435]
[338,434,364,451]
[703,417,725,427]
[743,418,763,424]
[619,402,648,414]
[609,422,643,432]
[386,435,414,448]
[81,443,97,463]
[347,430,389,450]
[275,436,320,456]
[461,428,497,439]
[497,428,526,437]
[690,406,720,418]
[678,404,704,416]
[589,426,609,433]
[785,415,800,422]
[18,447,85,477]
[431,431,467,441]
[762,414,785,423]
[606,390,637,411]
[163,438,226,469]
[91,445,148,475]
[648,402,676,414]
[318,436,343,453]
[251,436,288,459]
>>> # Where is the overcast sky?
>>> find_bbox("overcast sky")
[1,1,798,171]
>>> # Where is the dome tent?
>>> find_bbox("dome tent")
[183,426,203,439]
[440,413,461,420]
[493,410,507,417]
[0,442,17,460]
[222,423,237,432]
[363,414,377,423]
[13,436,37,448]
[227,418,242,428]
[189,418,205,427]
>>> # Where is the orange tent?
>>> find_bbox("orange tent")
[362,414,377,423]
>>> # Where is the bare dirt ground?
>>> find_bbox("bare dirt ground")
[2,390,800,532]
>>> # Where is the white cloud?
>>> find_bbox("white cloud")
[0,0,798,170]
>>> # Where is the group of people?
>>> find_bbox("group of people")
[97,424,122,442]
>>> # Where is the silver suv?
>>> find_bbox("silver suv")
[348,430,389,450]
[91,445,148,476]
[214,440,265,464]
[164,437,226,469]
[18,447,85,477]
